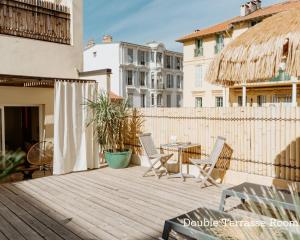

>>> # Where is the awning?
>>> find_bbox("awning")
[0,74,94,88]
[206,9,300,86]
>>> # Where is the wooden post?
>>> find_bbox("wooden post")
[242,84,247,107]
[292,76,297,107]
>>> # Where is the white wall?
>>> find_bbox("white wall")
[0,0,83,79]
[84,44,121,95]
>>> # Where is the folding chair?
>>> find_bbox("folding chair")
[139,133,173,179]
[190,136,226,188]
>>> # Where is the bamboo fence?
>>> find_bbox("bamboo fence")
[138,107,300,182]
[0,0,71,44]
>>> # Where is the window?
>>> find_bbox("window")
[176,75,182,89]
[257,95,266,107]
[215,97,223,107]
[127,48,133,63]
[176,95,182,107]
[126,70,133,85]
[128,93,133,107]
[176,57,181,70]
[215,34,224,54]
[238,96,243,107]
[195,39,203,57]
[141,94,146,108]
[151,94,155,106]
[238,96,248,106]
[167,95,172,107]
[151,52,155,62]
[138,50,146,65]
[272,94,292,104]
[195,97,203,108]
[151,73,155,88]
[93,51,97,57]
[167,75,174,88]
[140,72,146,86]
[165,55,172,69]
[157,94,162,106]
[195,65,204,87]
[156,52,162,64]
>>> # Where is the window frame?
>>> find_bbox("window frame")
[215,96,224,107]
[195,97,203,108]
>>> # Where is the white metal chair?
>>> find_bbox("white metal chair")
[139,133,173,179]
[190,136,226,188]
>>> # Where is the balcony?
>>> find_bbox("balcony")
[0,0,71,44]
[194,47,203,57]
[156,83,165,90]
[214,43,224,54]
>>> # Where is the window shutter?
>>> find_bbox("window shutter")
[195,65,203,87]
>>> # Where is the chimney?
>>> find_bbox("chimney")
[247,1,257,12]
[253,0,262,9]
[240,0,261,16]
[102,35,113,43]
[85,39,95,49]
[240,4,250,16]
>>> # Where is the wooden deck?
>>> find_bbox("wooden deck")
[0,166,225,240]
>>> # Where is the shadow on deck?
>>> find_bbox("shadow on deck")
[0,166,225,240]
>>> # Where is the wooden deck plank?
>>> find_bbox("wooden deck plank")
[0,197,42,240]
[0,231,8,240]
[0,186,84,240]
[2,184,100,240]
[19,180,124,240]
[10,183,117,240]
[0,166,224,240]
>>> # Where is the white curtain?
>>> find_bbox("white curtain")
[53,81,99,175]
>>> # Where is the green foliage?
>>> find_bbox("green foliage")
[85,93,130,152]
[0,151,25,180]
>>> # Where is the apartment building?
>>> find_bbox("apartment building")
[84,37,183,108]
[177,0,300,107]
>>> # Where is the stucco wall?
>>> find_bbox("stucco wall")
[182,38,224,107]
[182,23,250,108]
[84,44,121,95]
[0,87,54,139]
[0,0,83,79]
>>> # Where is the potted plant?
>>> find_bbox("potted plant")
[86,93,134,169]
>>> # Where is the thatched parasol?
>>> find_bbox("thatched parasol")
[206,8,300,86]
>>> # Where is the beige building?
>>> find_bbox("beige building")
[177,0,300,107]
[0,0,82,156]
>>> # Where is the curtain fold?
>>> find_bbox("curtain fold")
[53,81,99,175]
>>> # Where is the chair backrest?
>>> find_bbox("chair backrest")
[138,133,158,157]
[208,136,226,165]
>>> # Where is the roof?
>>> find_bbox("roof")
[176,0,300,42]
[109,91,123,100]
[206,9,300,85]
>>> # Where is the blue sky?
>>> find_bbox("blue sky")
[84,0,282,52]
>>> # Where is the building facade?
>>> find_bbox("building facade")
[84,38,183,108]
[177,0,300,107]
[0,0,82,156]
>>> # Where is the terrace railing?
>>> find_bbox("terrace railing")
[0,0,71,44]
[137,107,300,182]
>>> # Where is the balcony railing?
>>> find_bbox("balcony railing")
[214,43,224,54]
[194,47,203,57]
[0,0,71,44]
[156,83,165,90]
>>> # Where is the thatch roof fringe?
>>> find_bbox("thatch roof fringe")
[206,9,300,86]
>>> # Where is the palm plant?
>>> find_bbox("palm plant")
[0,151,25,180]
[86,93,130,152]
